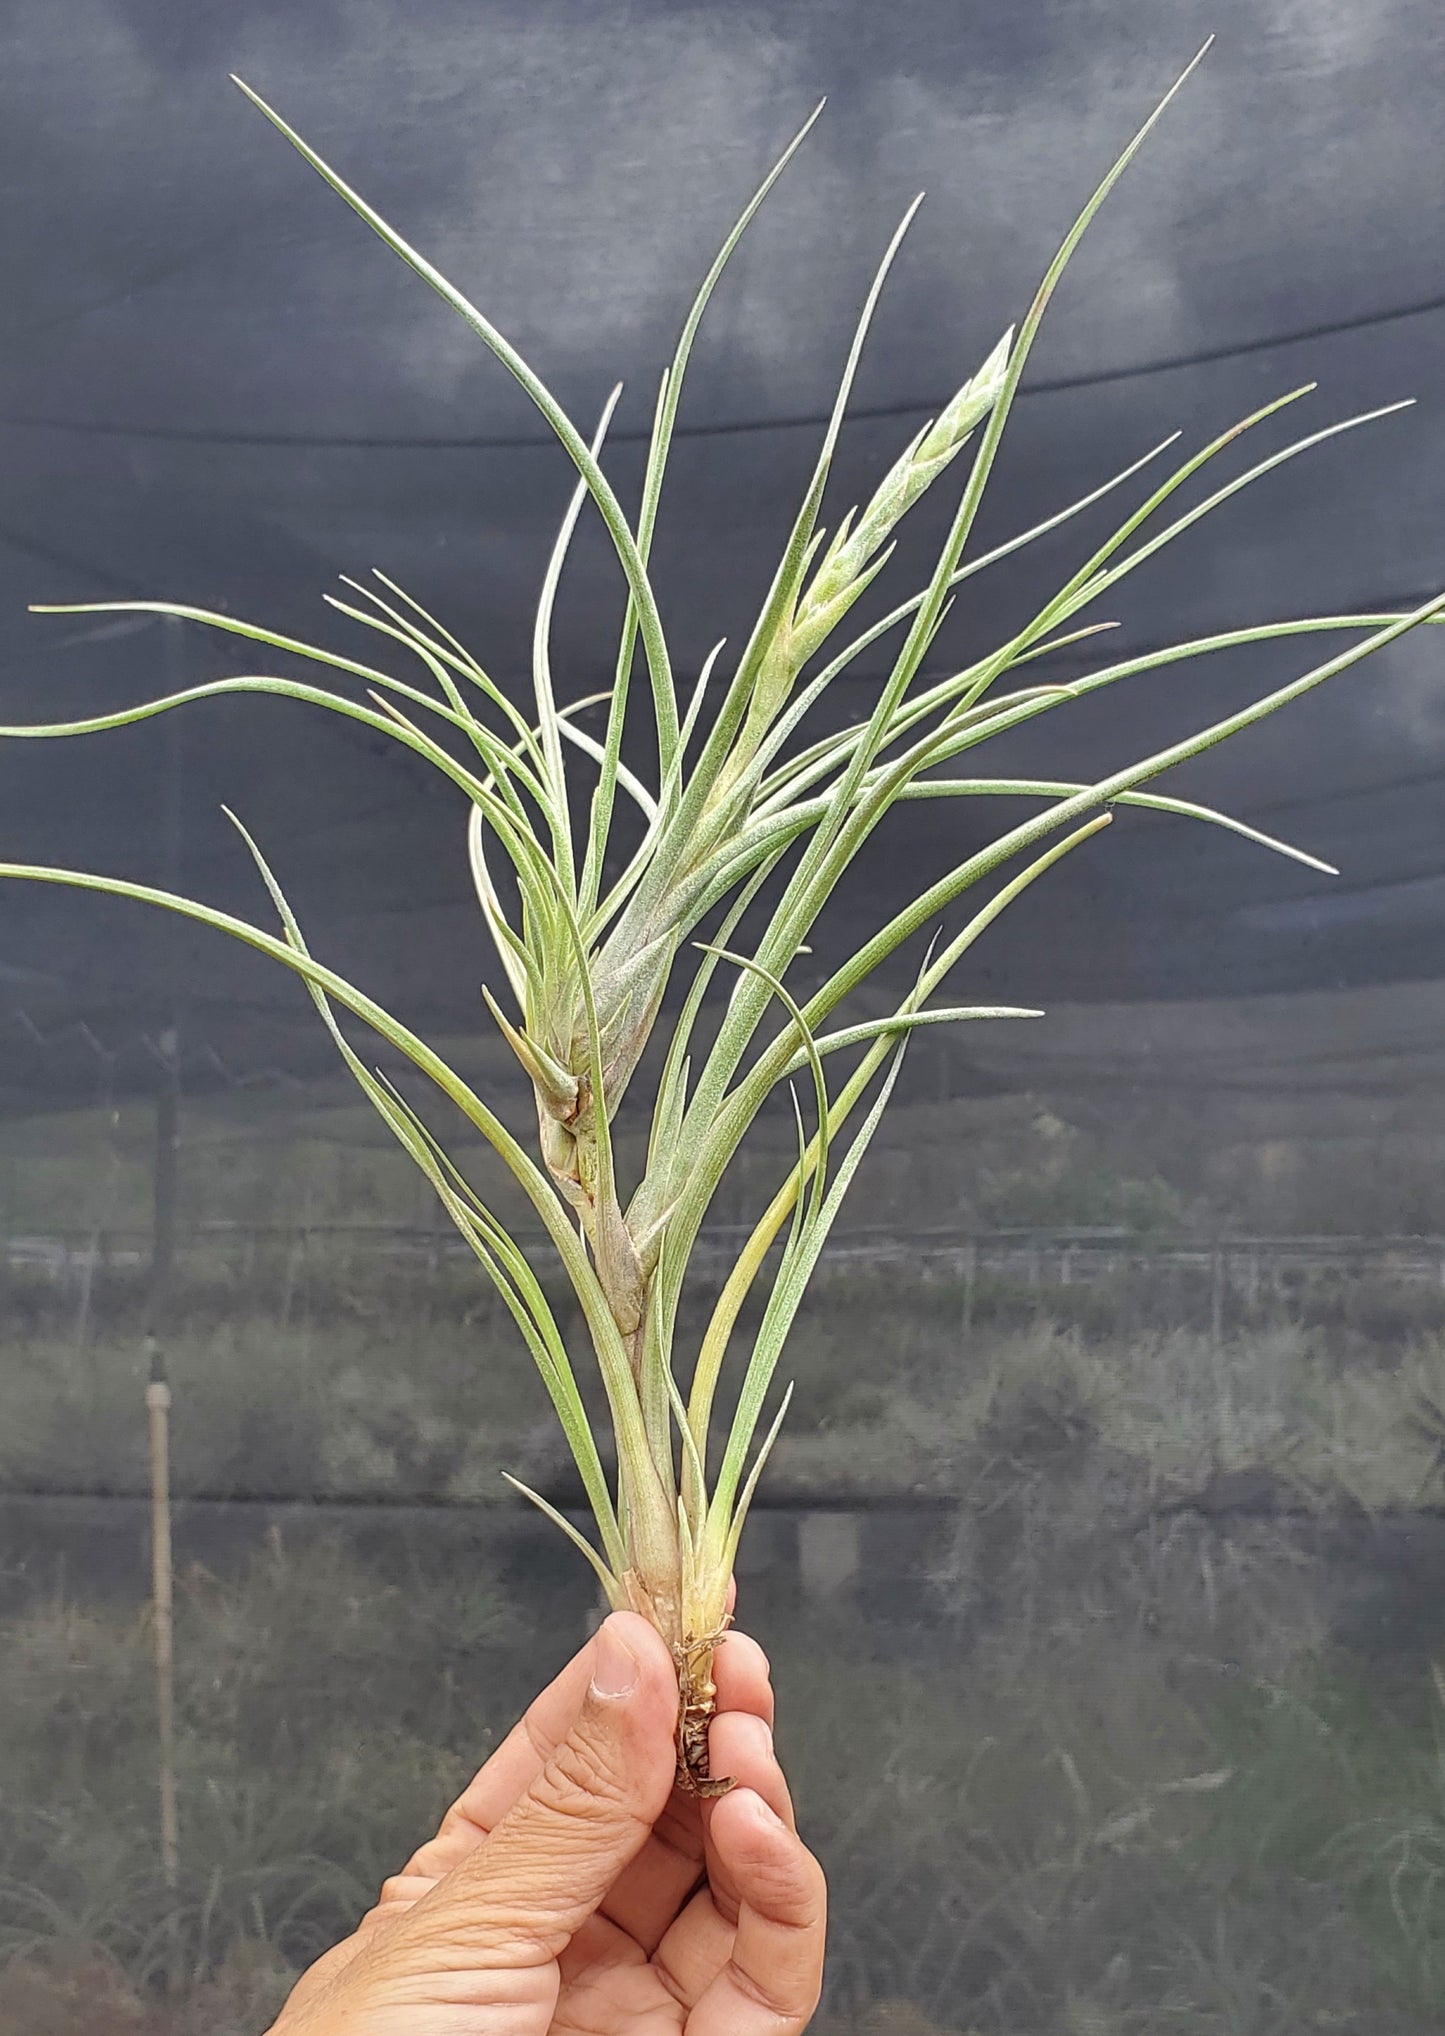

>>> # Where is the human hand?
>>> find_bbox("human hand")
[267,1610,826,2034]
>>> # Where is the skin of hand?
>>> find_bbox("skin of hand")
[265,1610,826,2035]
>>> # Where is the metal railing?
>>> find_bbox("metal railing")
[10,1220,1445,1289]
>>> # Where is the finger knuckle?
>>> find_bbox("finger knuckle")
[536,1723,634,1816]
[755,1847,824,1921]
[727,1953,821,2024]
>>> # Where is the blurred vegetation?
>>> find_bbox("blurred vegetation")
[8,1096,1445,2027]
[16,1073,1445,1243]
[7,1243,1445,1513]
[3,1449,1445,2032]
[0,1533,528,2034]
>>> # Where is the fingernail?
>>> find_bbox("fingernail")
[590,1620,639,1700]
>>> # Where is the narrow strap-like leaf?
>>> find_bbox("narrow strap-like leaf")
[584,104,824,919]
[503,1476,625,1602]
[231,77,680,774]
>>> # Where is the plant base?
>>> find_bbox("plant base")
[673,1628,735,1797]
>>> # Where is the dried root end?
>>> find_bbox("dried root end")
[673,1626,735,1798]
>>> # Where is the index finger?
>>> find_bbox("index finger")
[401,1598,769,1889]
[399,1630,597,1879]
[600,1630,778,1952]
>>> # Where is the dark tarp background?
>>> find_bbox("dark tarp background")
[2,0,1443,1117]
[9,11,1445,2036]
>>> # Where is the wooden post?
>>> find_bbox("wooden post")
[151,1029,180,1304]
[146,1339,180,1897]
[148,617,185,1954]
[72,1220,99,1359]
[146,1036,182,1956]
[426,1232,442,1327]
[1211,1246,1225,1349]
[280,1226,301,1330]
[75,1060,122,1363]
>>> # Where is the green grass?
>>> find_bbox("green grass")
[0,1534,526,2032]
[8,1260,1445,1515]
[4,1457,1445,2033]
[0,1313,550,1500]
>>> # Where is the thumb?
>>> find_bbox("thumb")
[415,1612,680,1968]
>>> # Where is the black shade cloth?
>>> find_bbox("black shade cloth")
[2,0,1443,1103]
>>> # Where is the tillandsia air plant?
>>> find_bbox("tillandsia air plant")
[4,44,1443,1791]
